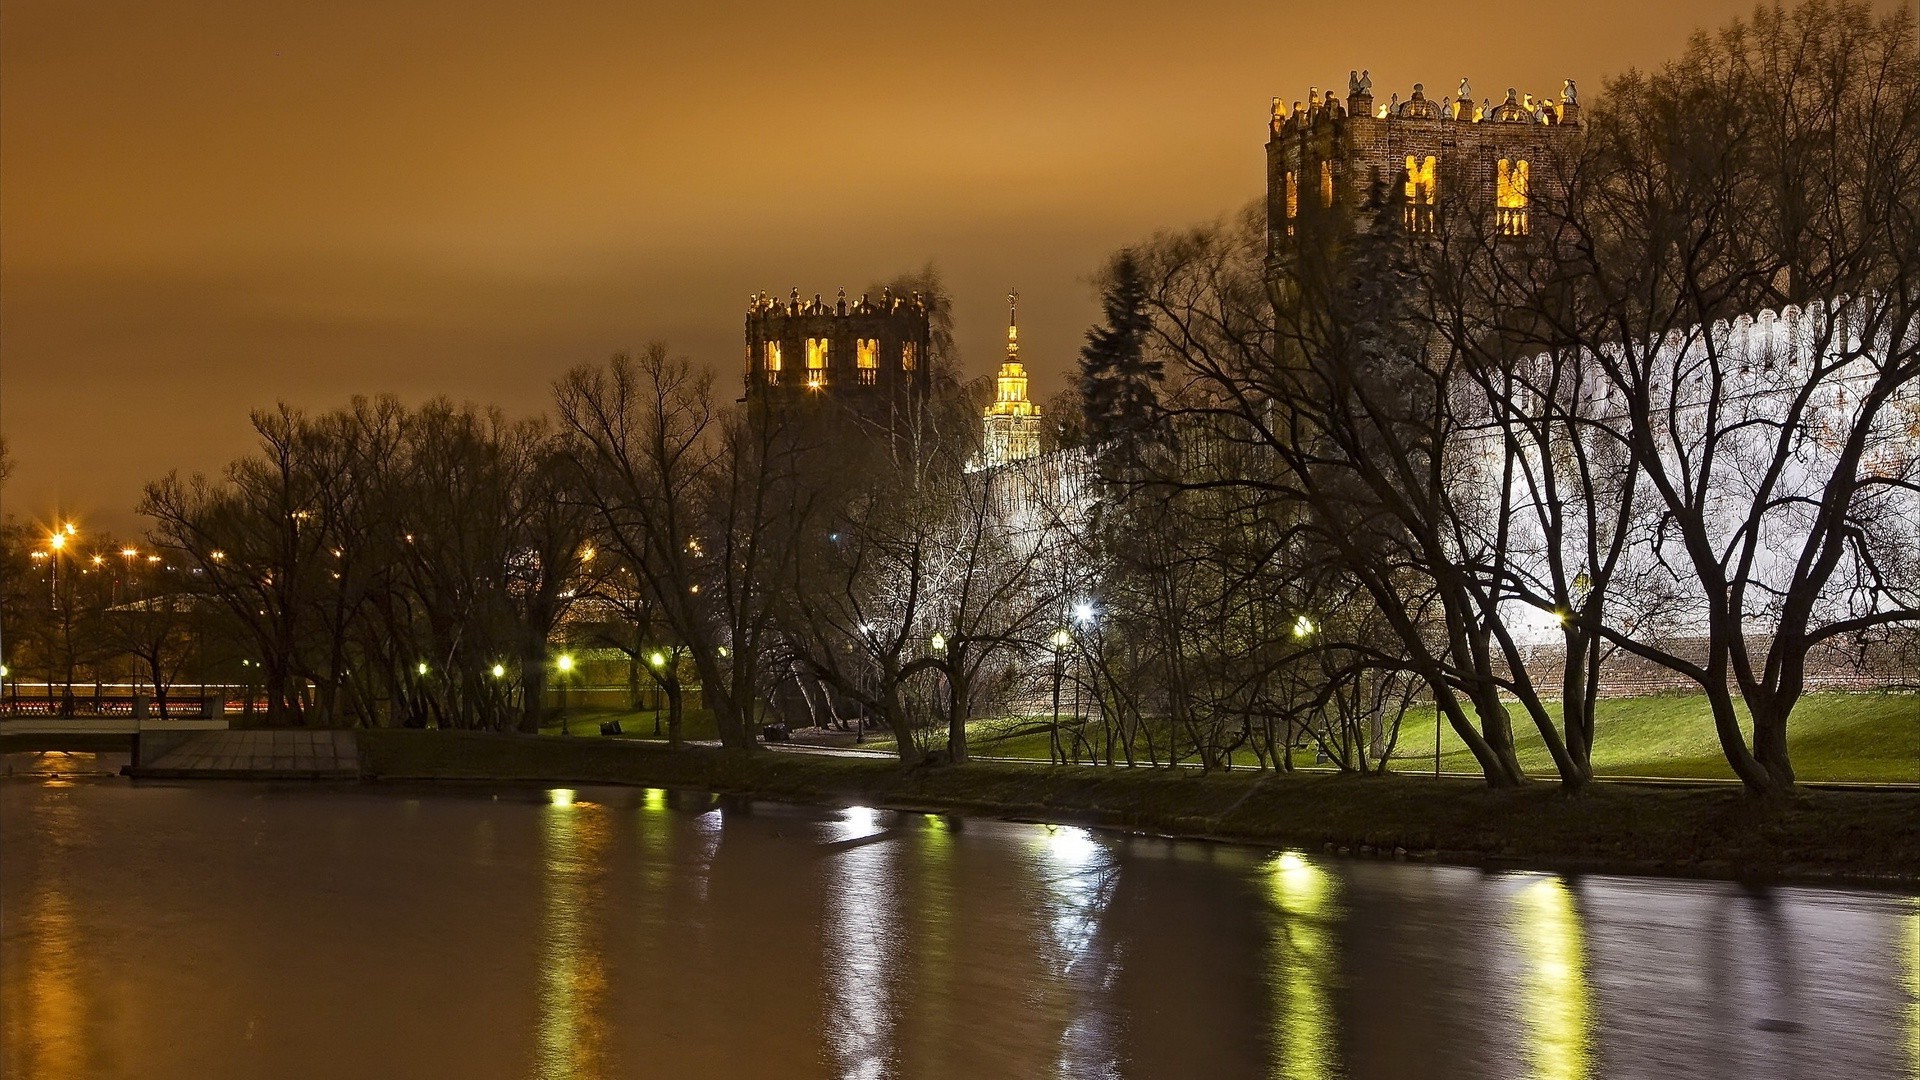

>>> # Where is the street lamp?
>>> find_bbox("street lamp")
[555,654,575,734]
[1049,628,1072,763]
[1071,601,1095,626]
[930,632,946,653]
[1292,614,1316,638]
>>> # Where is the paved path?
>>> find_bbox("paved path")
[133,730,360,779]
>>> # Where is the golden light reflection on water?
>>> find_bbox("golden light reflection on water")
[6,886,83,1078]
[2,788,85,1080]
[1266,852,1337,1080]
[535,791,613,1079]
[1515,877,1591,1080]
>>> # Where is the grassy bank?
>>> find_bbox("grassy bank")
[774,691,1918,782]
[1393,691,1919,783]
[360,728,1920,885]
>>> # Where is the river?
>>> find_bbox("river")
[2,752,1915,1079]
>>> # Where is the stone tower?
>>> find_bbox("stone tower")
[980,291,1043,468]
[1265,71,1583,288]
[743,287,932,421]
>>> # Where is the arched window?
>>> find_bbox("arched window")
[856,338,879,385]
[901,341,918,372]
[806,337,829,388]
[1319,159,1335,207]
[764,341,782,384]
[1497,158,1529,236]
[1404,154,1437,233]
[1284,170,1299,235]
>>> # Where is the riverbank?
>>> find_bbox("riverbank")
[357,729,1920,887]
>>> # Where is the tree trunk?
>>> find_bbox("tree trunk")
[945,670,970,764]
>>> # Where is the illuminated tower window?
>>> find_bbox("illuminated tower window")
[806,337,829,388]
[1284,170,1298,235]
[764,341,782,385]
[1498,158,1530,236]
[1405,154,1437,233]
[901,341,917,372]
[1320,160,1335,206]
[856,338,879,385]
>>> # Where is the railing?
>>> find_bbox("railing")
[1497,206,1529,237]
[0,684,254,718]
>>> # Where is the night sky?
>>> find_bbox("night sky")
[3,0,1776,533]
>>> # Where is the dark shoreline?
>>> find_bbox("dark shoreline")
[357,730,1919,889]
[8,728,1917,889]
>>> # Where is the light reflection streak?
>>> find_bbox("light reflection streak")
[6,885,82,1078]
[904,815,955,1075]
[1906,898,1919,1077]
[535,794,613,1079]
[1033,826,1120,1078]
[1266,851,1336,1080]
[1515,877,1591,1080]
[824,806,898,1080]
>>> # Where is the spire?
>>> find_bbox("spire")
[1007,289,1020,360]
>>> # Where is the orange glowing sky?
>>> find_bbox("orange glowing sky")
[2,0,1781,533]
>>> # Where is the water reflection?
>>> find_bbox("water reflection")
[1034,825,1120,1079]
[1907,900,1919,1076]
[7,879,82,1078]
[535,789,613,1079]
[1515,877,1592,1080]
[5,776,1917,1080]
[2,782,86,1079]
[823,805,899,1080]
[1267,852,1337,1080]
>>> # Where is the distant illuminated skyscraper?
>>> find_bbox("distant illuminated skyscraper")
[980,291,1043,468]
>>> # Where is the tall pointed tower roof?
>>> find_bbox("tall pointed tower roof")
[987,290,1039,418]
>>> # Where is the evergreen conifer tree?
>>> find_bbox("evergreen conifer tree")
[1077,251,1162,470]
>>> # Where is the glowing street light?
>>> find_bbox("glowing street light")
[491,663,507,679]
[1071,600,1095,626]
[1049,628,1072,650]
[47,532,66,552]
[416,662,429,676]
[930,632,947,653]
[1292,615,1316,638]
[556,654,575,674]
[648,651,667,669]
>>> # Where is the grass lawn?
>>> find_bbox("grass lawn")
[1390,691,1918,783]
[859,691,1918,783]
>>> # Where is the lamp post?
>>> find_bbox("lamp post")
[556,653,575,735]
[48,525,77,716]
[1049,627,1072,764]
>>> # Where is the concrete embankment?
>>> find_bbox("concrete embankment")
[128,729,361,779]
[356,729,1920,888]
